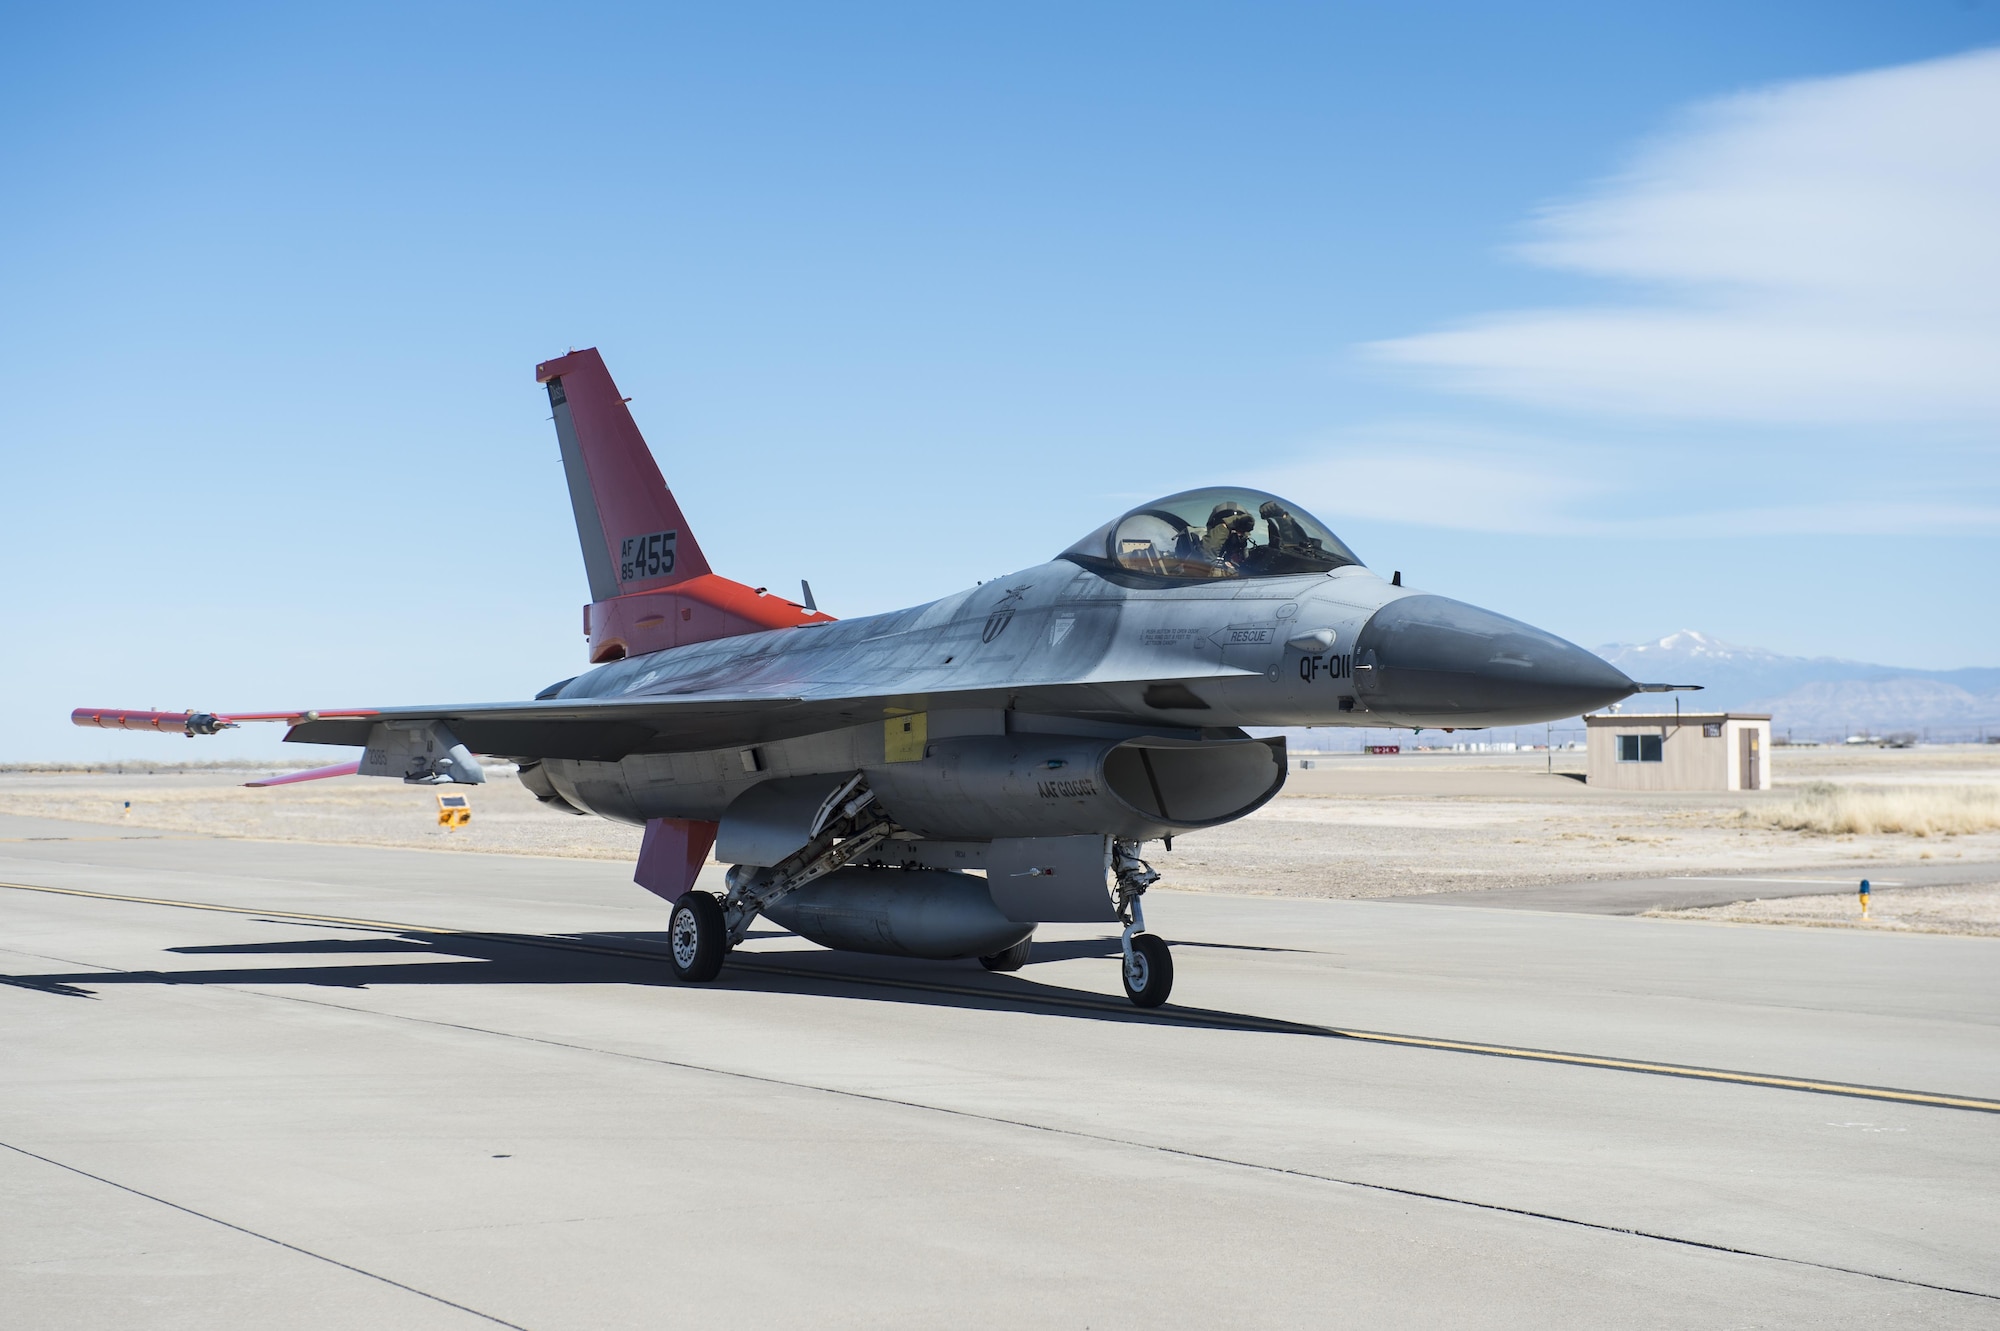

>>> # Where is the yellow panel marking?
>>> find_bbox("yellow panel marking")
[4,878,1998,1115]
[884,711,926,763]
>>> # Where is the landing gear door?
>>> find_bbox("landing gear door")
[716,772,860,867]
[986,835,1118,923]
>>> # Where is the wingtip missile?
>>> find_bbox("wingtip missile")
[72,708,239,736]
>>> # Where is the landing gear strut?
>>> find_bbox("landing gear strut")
[672,776,897,985]
[1114,840,1172,1007]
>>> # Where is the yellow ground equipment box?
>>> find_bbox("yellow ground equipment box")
[436,792,472,829]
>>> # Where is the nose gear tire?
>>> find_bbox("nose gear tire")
[669,891,727,983]
[979,936,1034,972]
[1122,932,1173,1007]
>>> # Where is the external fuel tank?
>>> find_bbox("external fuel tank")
[760,867,1033,960]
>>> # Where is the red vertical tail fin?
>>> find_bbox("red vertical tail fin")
[535,348,712,600]
[535,348,832,662]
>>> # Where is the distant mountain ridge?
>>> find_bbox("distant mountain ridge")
[1598,631,2000,738]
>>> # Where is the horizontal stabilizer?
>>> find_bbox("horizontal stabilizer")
[244,761,362,788]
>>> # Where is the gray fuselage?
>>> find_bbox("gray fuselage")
[535,557,1634,839]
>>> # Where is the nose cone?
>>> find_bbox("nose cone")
[1352,595,1635,725]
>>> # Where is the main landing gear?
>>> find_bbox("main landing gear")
[1113,840,1172,1008]
[664,813,1176,1009]
[669,775,895,986]
[668,890,727,983]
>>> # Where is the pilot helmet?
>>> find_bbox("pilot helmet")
[1207,502,1250,529]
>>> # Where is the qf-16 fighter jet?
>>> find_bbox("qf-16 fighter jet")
[77,348,1673,1006]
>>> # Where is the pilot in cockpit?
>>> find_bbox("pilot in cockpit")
[1202,502,1257,567]
[1078,487,1359,582]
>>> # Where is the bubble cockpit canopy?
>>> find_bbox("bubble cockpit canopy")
[1060,487,1361,583]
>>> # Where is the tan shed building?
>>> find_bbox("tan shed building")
[1584,712,1772,791]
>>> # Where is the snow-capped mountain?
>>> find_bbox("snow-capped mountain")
[1597,631,2000,738]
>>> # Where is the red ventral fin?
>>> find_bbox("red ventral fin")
[633,817,718,902]
[535,348,712,603]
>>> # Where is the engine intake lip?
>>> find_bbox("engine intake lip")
[1100,735,1287,829]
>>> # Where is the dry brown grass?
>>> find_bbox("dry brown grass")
[1747,782,2000,838]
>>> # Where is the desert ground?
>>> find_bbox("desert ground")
[6,742,1997,916]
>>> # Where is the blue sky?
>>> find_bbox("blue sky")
[4,2,1997,761]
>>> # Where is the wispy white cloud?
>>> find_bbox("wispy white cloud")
[1260,423,1610,534]
[1662,498,2000,538]
[1369,47,2000,427]
[1261,422,2000,537]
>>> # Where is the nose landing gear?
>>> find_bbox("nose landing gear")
[1122,931,1173,1007]
[1113,840,1172,1008]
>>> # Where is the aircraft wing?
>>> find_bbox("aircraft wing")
[74,697,808,762]
[73,671,1258,763]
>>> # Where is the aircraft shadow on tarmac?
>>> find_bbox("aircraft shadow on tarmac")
[0,925,1324,1037]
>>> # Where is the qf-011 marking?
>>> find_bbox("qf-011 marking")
[620,530,677,582]
[1300,653,1353,683]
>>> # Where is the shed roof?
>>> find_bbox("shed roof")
[1583,712,1771,726]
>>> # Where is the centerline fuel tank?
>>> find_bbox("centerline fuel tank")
[760,867,1033,960]
[866,734,1286,842]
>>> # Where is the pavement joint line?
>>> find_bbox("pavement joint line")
[6,878,2000,1116]
[1669,876,1906,886]
[0,1140,532,1330]
[246,986,2000,1306]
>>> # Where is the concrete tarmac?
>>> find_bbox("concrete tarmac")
[3,813,1998,1329]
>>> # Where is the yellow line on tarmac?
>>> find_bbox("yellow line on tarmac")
[6,878,1999,1115]
[1311,1029,2000,1113]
